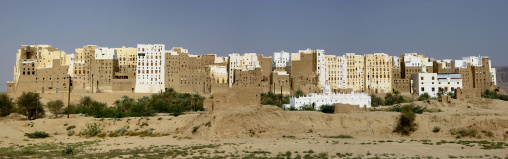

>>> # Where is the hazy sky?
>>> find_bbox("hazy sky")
[1,0,507,91]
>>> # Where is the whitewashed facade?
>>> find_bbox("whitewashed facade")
[273,50,291,68]
[95,47,116,60]
[491,67,497,86]
[412,73,462,97]
[134,44,165,93]
[289,85,371,110]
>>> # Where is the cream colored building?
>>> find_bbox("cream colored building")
[364,53,393,93]
[346,53,365,92]
[8,45,72,93]
[325,55,347,90]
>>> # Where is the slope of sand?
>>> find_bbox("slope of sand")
[1,96,508,157]
[179,98,508,140]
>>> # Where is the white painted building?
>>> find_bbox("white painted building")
[462,56,481,66]
[289,85,371,110]
[135,44,165,93]
[392,56,400,68]
[273,50,291,68]
[67,54,75,77]
[95,47,117,59]
[227,53,260,87]
[412,73,462,97]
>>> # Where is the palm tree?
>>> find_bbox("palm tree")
[294,89,305,97]
[192,94,201,111]
[393,90,402,104]
[81,96,93,108]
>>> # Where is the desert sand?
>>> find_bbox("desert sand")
[1,92,508,158]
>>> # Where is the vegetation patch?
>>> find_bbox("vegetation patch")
[322,135,353,139]
[79,122,102,137]
[389,104,434,114]
[393,105,418,136]
[24,131,50,139]
[66,125,76,131]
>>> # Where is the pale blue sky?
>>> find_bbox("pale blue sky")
[1,0,507,91]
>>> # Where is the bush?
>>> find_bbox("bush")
[129,102,154,117]
[482,89,508,101]
[389,104,432,114]
[417,93,431,101]
[16,92,44,120]
[432,126,441,133]
[322,135,353,139]
[319,104,335,114]
[169,106,184,117]
[66,125,76,130]
[287,106,298,111]
[25,131,50,138]
[192,126,200,134]
[0,93,15,117]
[300,105,314,111]
[80,122,102,137]
[61,146,75,156]
[114,126,129,136]
[370,95,383,107]
[393,105,418,136]
[450,128,478,138]
[47,100,64,118]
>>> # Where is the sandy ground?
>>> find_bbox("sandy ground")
[1,92,508,158]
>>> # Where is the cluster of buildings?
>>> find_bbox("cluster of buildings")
[7,44,498,108]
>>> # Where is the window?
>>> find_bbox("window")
[432,87,435,92]
[421,77,424,80]
[421,87,424,91]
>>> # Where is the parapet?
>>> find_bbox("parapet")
[334,104,367,114]
[454,88,481,100]
[203,86,261,112]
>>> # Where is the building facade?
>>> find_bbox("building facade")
[289,85,371,110]
[412,73,462,97]
[135,44,165,93]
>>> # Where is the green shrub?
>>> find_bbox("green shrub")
[300,105,314,111]
[482,89,508,101]
[322,135,353,139]
[80,122,102,137]
[450,128,478,138]
[66,125,76,131]
[370,94,383,107]
[25,131,50,138]
[319,104,335,114]
[0,93,15,117]
[432,126,441,133]
[205,121,211,127]
[393,105,418,136]
[61,146,75,156]
[16,92,45,120]
[115,126,129,135]
[389,104,432,114]
[417,93,431,101]
[97,133,107,138]
[192,126,200,134]
[47,99,64,118]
